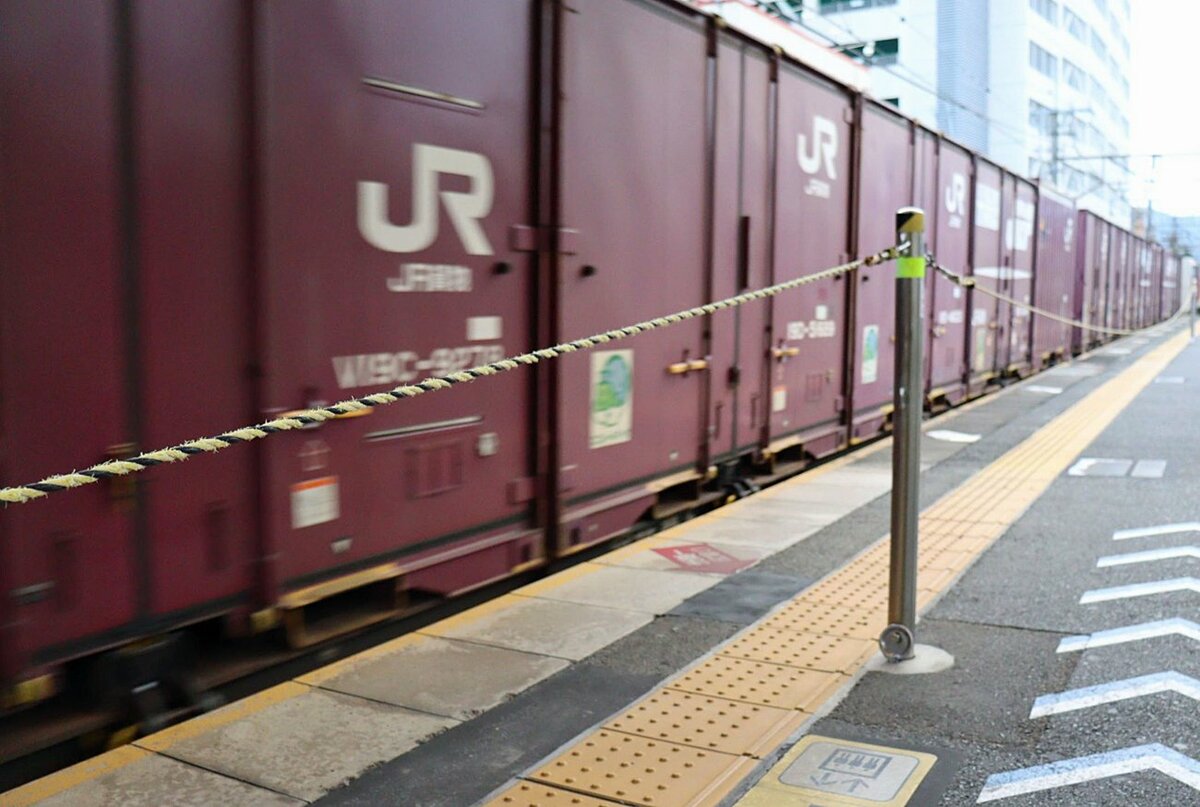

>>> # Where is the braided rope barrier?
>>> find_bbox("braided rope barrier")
[929,259,1189,337]
[0,247,898,505]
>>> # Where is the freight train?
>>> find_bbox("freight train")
[0,0,1188,744]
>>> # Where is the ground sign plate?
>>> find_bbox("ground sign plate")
[739,735,937,806]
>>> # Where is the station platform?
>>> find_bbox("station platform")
[5,322,1197,806]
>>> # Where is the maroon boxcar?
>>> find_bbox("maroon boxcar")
[968,160,1002,392]
[0,0,1184,731]
[1031,189,1076,369]
[925,140,972,406]
[763,62,859,462]
[849,101,912,437]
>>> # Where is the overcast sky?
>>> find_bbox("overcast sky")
[1129,0,1200,216]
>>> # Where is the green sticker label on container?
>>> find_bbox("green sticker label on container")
[590,350,633,448]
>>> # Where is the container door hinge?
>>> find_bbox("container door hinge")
[727,366,741,387]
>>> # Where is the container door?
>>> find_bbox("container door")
[258,0,536,588]
[1091,220,1110,345]
[557,0,708,548]
[928,143,972,399]
[969,163,1002,385]
[0,3,137,680]
[709,37,771,465]
[769,67,856,456]
[851,104,912,437]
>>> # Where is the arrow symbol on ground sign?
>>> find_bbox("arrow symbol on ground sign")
[977,743,1200,802]
[1113,522,1200,541]
[1097,546,1200,567]
[1029,672,1200,718]
[1079,577,1200,604]
[1057,618,1200,653]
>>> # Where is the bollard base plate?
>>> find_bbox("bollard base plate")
[867,644,955,675]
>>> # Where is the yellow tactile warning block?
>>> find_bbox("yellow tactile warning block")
[604,689,806,757]
[502,332,1188,807]
[761,599,888,640]
[719,629,876,674]
[738,735,938,805]
[668,656,847,711]
[527,730,759,807]
[484,781,624,806]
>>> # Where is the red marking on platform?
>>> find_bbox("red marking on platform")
[653,543,753,574]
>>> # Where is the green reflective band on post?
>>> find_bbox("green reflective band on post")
[896,256,925,278]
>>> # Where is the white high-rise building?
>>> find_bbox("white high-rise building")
[789,0,1132,225]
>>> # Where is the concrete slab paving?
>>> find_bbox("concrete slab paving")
[515,562,720,614]
[37,752,301,807]
[733,495,865,523]
[766,480,889,508]
[301,636,567,720]
[420,594,652,661]
[671,514,827,549]
[149,687,455,803]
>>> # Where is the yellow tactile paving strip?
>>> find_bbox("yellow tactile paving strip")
[485,330,1189,807]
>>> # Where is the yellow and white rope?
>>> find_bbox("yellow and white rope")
[0,247,898,505]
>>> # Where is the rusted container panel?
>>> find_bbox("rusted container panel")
[1031,190,1076,369]
[0,1,136,682]
[557,0,708,547]
[1001,178,1037,374]
[708,36,772,464]
[969,161,1002,390]
[134,1,257,616]
[926,140,972,404]
[768,64,856,456]
[850,102,912,437]
[257,0,537,591]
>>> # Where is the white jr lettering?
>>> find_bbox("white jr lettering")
[358,144,494,256]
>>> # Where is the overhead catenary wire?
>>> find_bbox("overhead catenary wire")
[928,257,1191,336]
[0,247,899,505]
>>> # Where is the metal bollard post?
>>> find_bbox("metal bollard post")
[880,207,926,662]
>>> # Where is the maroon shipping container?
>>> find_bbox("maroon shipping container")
[925,140,972,405]
[1146,245,1164,327]
[1031,189,1076,369]
[968,160,1002,392]
[556,0,710,550]
[765,63,857,460]
[999,177,1036,375]
[849,102,912,437]
[1110,229,1131,332]
[0,1,135,684]
[1075,211,1110,351]
[256,0,542,603]
[708,34,772,466]
[1161,254,1181,320]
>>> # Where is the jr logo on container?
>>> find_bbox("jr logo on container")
[590,351,633,449]
[358,143,494,292]
[945,173,967,229]
[798,116,838,199]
